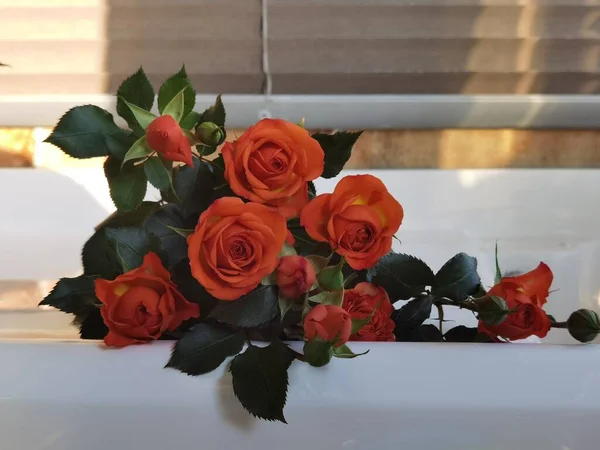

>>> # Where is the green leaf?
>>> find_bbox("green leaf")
[494,241,502,285]
[230,341,295,423]
[208,285,279,328]
[144,205,191,266]
[476,295,510,326]
[171,258,219,318]
[306,254,331,274]
[199,95,226,128]
[104,226,161,272]
[308,181,317,200]
[351,309,375,334]
[143,156,172,191]
[157,65,195,117]
[180,111,202,130]
[166,323,245,376]
[278,295,294,321]
[444,325,479,343]
[303,339,333,367]
[279,242,297,257]
[78,310,108,340]
[172,157,216,217]
[122,136,152,165]
[39,275,99,317]
[197,144,218,157]
[367,253,435,303]
[432,253,481,301]
[109,163,147,212]
[116,67,155,134]
[317,260,344,291]
[95,201,160,230]
[81,229,122,279]
[391,294,433,335]
[162,88,186,123]
[397,324,443,342]
[332,344,369,359]
[309,289,343,307]
[119,98,156,130]
[45,105,134,160]
[312,131,363,178]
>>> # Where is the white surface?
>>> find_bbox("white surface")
[0,341,599,450]
[3,94,600,128]
[1,168,600,448]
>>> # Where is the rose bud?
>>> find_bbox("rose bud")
[567,309,600,343]
[196,122,225,147]
[277,255,316,300]
[304,304,352,348]
[146,115,193,167]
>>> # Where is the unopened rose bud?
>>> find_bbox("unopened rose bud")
[277,255,316,300]
[476,295,510,326]
[196,122,225,147]
[303,339,333,367]
[146,115,193,167]
[567,309,600,343]
[303,304,352,348]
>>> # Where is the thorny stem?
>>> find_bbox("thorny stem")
[434,296,479,313]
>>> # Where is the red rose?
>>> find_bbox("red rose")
[95,252,200,347]
[300,174,403,270]
[277,255,316,299]
[304,304,352,347]
[343,282,395,342]
[146,115,193,167]
[478,263,553,341]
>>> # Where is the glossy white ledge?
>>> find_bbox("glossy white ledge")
[0,340,598,450]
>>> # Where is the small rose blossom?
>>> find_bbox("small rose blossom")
[478,263,553,341]
[277,255,316,299]
[146,115,193,167]
[304,304,352,347]
[343,282,395,342]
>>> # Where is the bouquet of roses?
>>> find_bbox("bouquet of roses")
[41,66,600,423]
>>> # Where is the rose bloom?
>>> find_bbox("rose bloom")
[277,255,316,300]
[304,304,352,348]
[146,115,193,167]
[94,252,200,347]
[478,262,553,341]
[222,118,324,218]
[300,174,403,270]
[187,197,287,300]
[343,282,395,342]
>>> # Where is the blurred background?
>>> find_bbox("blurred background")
[1,0,600,337]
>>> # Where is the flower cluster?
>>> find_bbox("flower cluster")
[40,66,600,424]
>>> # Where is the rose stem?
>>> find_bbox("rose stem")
[551,321,568,329]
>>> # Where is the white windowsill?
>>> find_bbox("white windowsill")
[2,94,600,129]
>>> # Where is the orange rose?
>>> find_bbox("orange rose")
[221,118,324,218]
[187,197,287,300]
[304,304,352,348]
[343,282,395,342]
[478,263,553,340]
[146,115,193,167]
[300,174,403,270]
[95,252,200,347]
